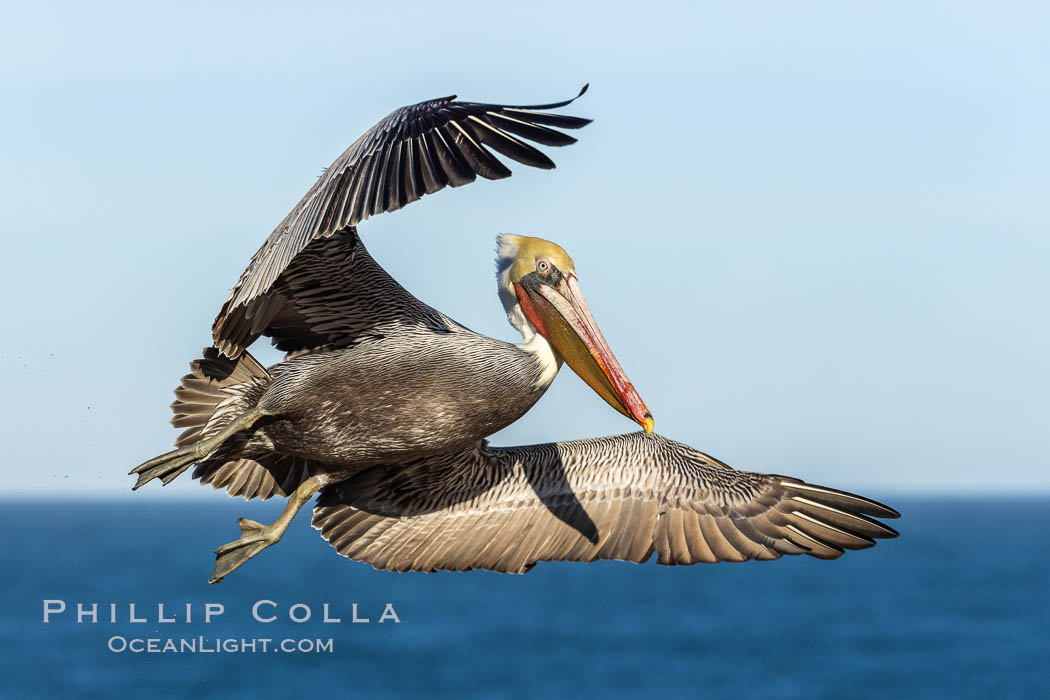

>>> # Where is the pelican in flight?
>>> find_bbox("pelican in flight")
[131,86,898,582]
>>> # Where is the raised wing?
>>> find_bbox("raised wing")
[311,433,899,573]
[214,86,591,358]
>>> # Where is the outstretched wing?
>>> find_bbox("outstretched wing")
[213,86,591,358]
[311,433,900,573]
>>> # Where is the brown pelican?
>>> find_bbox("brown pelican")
[131,87,898,582]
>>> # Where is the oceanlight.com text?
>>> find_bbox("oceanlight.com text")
[107,636,334,654]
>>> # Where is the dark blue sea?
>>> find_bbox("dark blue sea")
[3,498,1046,699]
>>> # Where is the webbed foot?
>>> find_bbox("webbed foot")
[129,408,263,490]
[207,476,321,584]
[210,518,277,583]
[130,447,199,489]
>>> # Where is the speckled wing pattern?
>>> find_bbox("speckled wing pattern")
[311,433,900,573]
[213,86,591,358]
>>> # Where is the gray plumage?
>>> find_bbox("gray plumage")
[257,311,550,473]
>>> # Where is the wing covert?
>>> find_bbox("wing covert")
[214,231,453,358]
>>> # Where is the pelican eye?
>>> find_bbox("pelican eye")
[536,258,551,276]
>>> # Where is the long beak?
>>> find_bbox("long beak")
[515,274,654,434]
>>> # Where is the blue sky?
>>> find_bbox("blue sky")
[2,1,1047,497]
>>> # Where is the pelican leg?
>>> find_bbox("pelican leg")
[129,408,263,490]
[209,476,322,584]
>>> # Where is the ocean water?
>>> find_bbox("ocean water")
[2,498,1046,699]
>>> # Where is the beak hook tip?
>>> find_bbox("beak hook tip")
[642,414,654,435]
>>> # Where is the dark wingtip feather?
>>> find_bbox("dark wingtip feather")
[845,493,901,520]
[872,500,901,520]
[777,476,902,520]
[878,522,900,538]
[502,84,592,113]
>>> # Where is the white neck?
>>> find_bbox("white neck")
[516,326,561,387]
[506,301,562,387]
[496,234,562,387]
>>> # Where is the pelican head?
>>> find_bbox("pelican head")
[496,234,654,434]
